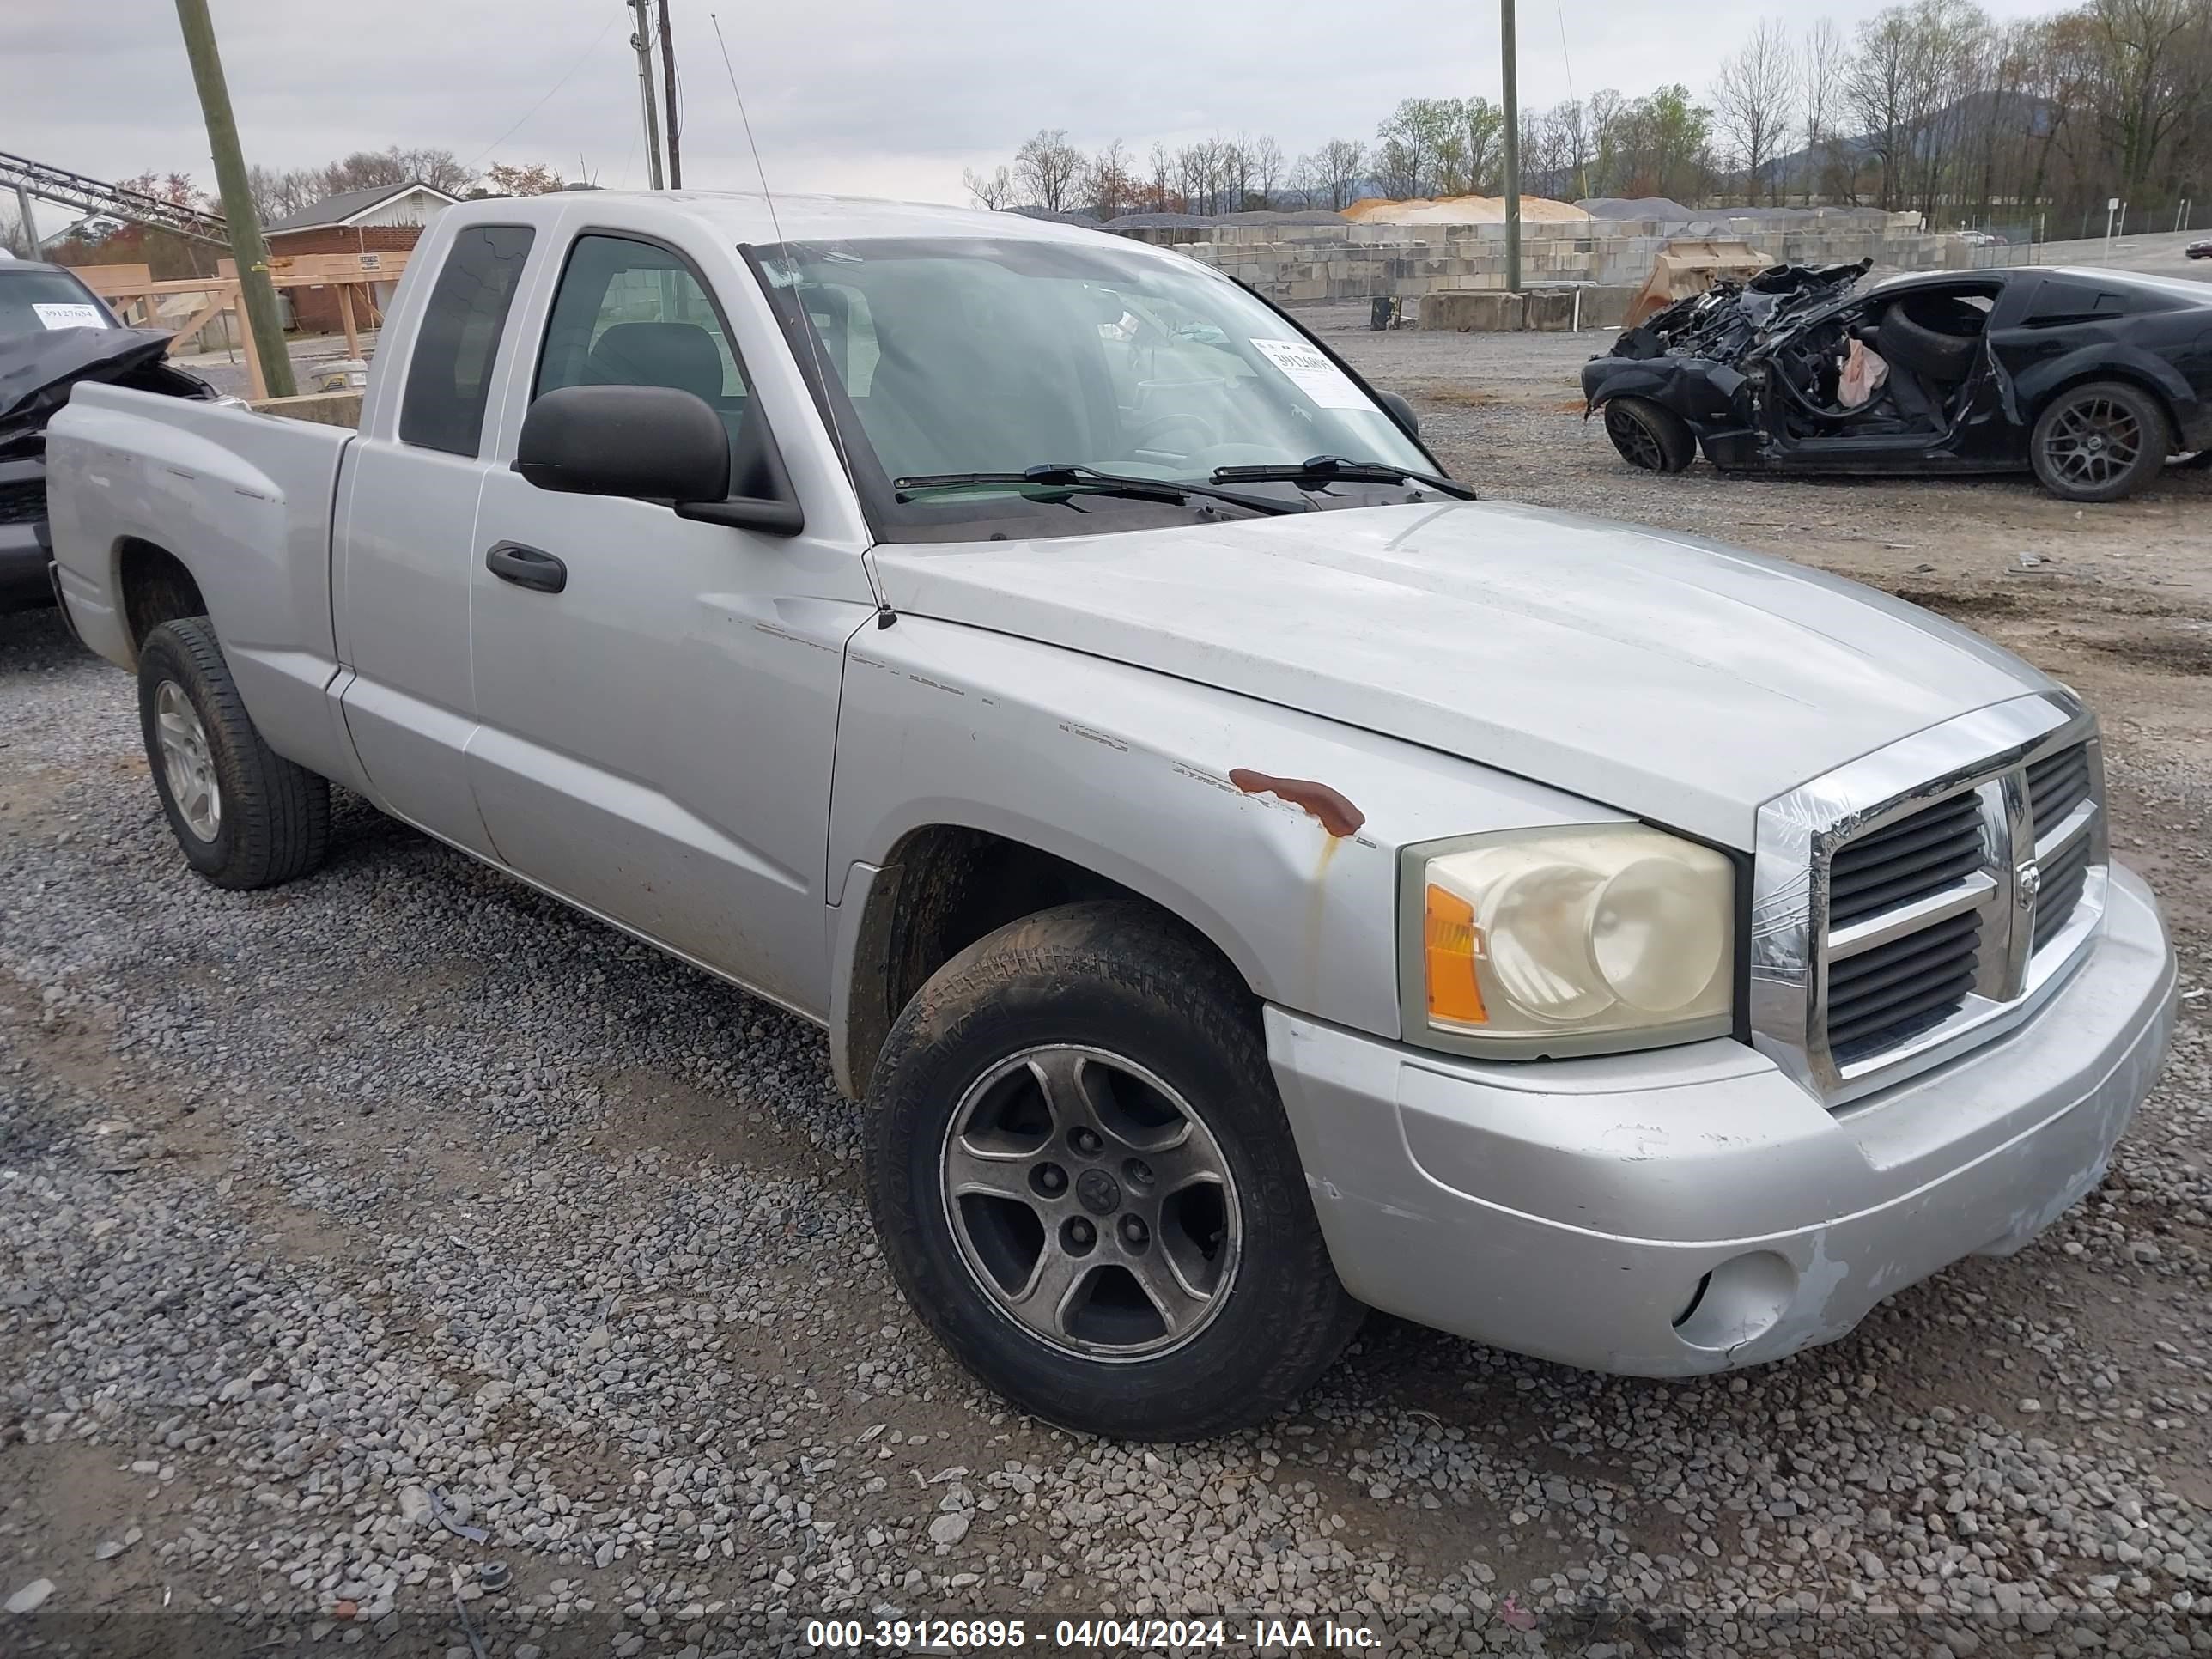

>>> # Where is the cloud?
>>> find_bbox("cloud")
[5,0,2069,206]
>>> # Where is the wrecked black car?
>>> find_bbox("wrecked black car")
[2,263,216,614]
[1582,261,2212,502]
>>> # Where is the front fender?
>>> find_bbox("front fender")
[1581,356,1749,428]
[824,616,1627,1061]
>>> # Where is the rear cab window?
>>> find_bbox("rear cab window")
[399,225,536,455]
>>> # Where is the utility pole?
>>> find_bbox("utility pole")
[12,185,36,258]
[173,0,295,397]
[1500,0,1522,293]
[657,0,682,189]
[629,0,666,190]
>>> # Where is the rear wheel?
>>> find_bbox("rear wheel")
[1603,397,1696,473]
[2030,381,2169,503]
[864,900,1362,1440]
[137,617,330,890]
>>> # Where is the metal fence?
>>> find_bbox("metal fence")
[1960,222,2039,268]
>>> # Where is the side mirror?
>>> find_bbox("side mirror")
[516,384,730,501]
[1377,389,1419,438]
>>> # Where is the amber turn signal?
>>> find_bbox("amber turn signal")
[1423,883,1487,1025]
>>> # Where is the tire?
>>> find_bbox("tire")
[137,617,330,890]
[1602,397,1696,473]
[1875,301,1981,383]
[864,899,1363,1441]
[2029,380,2171,503]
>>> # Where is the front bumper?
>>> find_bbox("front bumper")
[1268,862,2175,1376]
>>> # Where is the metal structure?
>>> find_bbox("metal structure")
[0,148,230,246]
[1500,0,1521,293]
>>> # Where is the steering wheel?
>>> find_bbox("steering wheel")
[1127,412,1218,456]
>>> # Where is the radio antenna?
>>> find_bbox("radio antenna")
[708,11,882,614]
[710,12,790,247]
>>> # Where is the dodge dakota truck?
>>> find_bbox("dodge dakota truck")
[45,193,2176,1441]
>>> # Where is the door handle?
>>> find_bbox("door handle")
[485,541,567,593]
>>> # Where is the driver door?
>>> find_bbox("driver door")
[465,229,877,1014]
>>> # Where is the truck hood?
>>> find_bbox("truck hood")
[868,501,2051,848]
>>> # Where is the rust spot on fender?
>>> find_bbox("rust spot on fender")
[1227,769,1366,838]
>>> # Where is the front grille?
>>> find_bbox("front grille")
[2027,743,2093,833]
[0,477,44,526]
[1826,792,1984,927]
[1755,700,2110,1107]
[2036,828,2095,947]
[1827,909,1983,1063]
[2028,741,2094,945]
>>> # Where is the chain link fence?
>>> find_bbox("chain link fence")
[1959,222,2039,267]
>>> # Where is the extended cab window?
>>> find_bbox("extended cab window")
[535,234,764,489]
[399,224,534,455]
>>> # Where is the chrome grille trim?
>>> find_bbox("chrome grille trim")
[1751,691,2107,1108]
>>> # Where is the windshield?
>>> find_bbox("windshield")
[755,236,1433,539]
[0,268,116,337]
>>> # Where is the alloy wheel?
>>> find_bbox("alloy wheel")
[1607,404,1665,471]
[154,680,222,842]
[2042,396,2143,491]
[939,1045,1242,1361]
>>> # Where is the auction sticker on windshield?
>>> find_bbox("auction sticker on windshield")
[33,303,106,330]
[1249,337,1370,409]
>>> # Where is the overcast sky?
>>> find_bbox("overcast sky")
[7,0,2063,210]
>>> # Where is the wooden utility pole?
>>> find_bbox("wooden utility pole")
[629,0,667,189]
[1501,0,1522,293]
[657,0,682,188]
[173,0,295,397]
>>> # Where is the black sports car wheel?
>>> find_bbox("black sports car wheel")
[2031,381,2169,503]
[1602,398,1696,473]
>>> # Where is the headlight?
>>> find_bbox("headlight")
[1404,825,1735,1055]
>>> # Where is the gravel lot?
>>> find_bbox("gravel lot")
[5,316,2212,1657]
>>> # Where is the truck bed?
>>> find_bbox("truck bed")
[46,383,355,776]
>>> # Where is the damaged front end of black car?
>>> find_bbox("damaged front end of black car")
[1581,259,2212,503]
[1,328,216,615]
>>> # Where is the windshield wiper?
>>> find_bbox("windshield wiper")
[894,463,1306,517]
[1209,455,1478,500]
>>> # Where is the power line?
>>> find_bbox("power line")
[462,11,621,171]
[1554,0,1577,108]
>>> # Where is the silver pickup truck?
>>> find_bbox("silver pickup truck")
[46,192,2176,1441]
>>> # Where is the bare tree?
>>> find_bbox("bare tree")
[1013,129,1085,213]
[1315,137,1366,210]
[1146,141,1176,211]
[1713,20,1799,203]
[1252,134,1286,205]
[962,165,1015,210]
[1583,88,1626,196]
[1088,139,1133,219]
[1799,18,1850,202]
[2087,0,2212,209]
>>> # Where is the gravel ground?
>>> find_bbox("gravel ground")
[5,326,2212,1657]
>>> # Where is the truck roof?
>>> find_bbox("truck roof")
[447,189,1146,254]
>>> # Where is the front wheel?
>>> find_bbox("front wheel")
[863,900,1362,1440]
[1602,396,1697,473]
[2030,381,2169,502]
